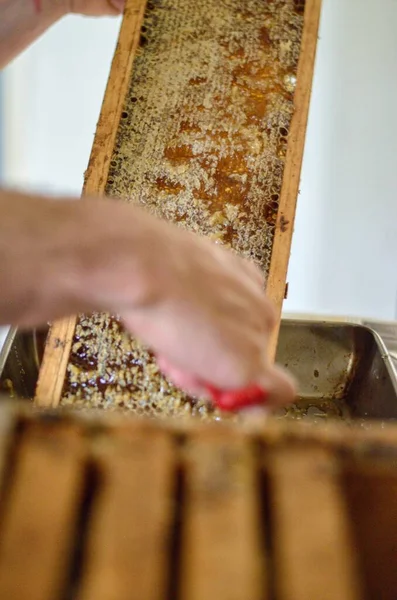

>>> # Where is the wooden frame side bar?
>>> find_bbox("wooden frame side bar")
[267,0,322,359]
[35,0,148,407]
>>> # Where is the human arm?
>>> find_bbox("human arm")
[0,189,295,407]
[0,0,124,69]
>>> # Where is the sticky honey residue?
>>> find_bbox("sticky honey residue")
[61,0,305,415]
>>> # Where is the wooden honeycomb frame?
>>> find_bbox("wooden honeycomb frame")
[35,0,322,408]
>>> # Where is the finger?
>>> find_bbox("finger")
[156,356,209,397]
[213,246,265,291]
[257,365,297,407]
[205,366,296,412]
[214,240,264,283]
[214,256,275,331]
[122,307,262,389]
[237,257,265,288]
[158,356,296,411]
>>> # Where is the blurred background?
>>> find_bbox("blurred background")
[0,0,397,327]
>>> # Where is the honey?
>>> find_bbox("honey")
[62,0,304,415]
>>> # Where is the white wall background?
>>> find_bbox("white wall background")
[284,0,397,319]
[2,14,121,194]
[2,0,397,321]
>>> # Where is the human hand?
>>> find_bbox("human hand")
[76,199,296,409]
[0,191,295,410]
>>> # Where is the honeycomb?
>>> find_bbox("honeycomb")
[61,0,305,416]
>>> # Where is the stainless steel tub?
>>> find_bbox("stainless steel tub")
[0,326,46,400]
[1,317,397,421]
[276,318,397,421]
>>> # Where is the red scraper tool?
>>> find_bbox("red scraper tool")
[204,384,268,412]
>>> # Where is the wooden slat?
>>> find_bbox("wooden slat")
[0,402,16,489]
[182,430,264,600]
[261,417,397,449]
[0,422,85,600]
[35,0,148,408]
[77,428,175,600]
[35,316,77,407]
[269,446,362,600]
[267,0,322,359]
[344,460,397,600]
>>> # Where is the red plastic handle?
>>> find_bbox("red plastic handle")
[205,384,268,412]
